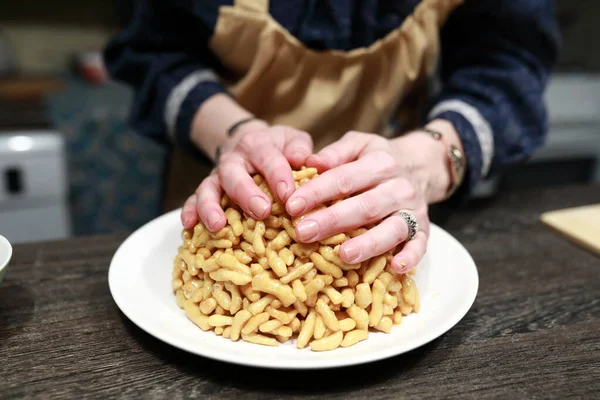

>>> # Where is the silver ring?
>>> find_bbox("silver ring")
[398,211,419,240]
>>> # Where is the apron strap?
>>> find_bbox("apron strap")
[234,0,269,13]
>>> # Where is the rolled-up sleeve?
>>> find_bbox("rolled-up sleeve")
[427,0,559,197]
[103,0,226,152]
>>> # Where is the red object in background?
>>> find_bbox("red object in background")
[75,52,108,86]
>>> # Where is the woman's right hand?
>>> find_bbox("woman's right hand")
[181,125,313,232]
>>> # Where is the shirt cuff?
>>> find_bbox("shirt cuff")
[426,103,492,201]
[164,70,227,159]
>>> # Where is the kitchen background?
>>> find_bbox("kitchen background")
[0,0,599,244]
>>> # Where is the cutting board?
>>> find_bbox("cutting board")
[541,204,600,256]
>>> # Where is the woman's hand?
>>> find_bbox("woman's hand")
[181,124,313,232]
[285,125,457,274]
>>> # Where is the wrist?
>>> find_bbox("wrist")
[222,119,269,152]
[390,119,463,203]
[390,133,450,203]
[191,93,256,161]
[423,119,466,201]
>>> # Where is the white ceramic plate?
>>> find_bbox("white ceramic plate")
[0,234,13,285]
[109,210,478,369]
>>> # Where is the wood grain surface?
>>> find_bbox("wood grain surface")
[1,184,599,399]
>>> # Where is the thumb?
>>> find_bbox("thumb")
[306,131,371,171]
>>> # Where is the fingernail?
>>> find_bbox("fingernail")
[342,244,361,263]
[296,219,319,242]
[249,196,269,219]
[183,215,193,227]
[287,197,307,215]
[207,211,223,230]
[395,258,409,273]
[305,154,318,165]
[291,152,306,161]
[276,181,289,201]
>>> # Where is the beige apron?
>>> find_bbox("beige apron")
[210,0,462,151]
[164,0,462,210]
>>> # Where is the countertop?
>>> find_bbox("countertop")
[1,184,599,399]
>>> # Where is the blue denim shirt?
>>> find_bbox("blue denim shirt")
[104,0,559,197]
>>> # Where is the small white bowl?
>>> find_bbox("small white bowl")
[0,235,12,285]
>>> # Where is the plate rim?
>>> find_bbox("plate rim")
[109,209,479,369]
[0,234,12,271]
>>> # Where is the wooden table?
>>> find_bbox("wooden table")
[1,185,599,399]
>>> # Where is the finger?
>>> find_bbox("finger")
[392,231,428,273]
[304,131,375,172]
[282,128,313,169]
[239,130,295,203]
[181,195,199,229]
[338,213,411,264]
[195,174,227,232]
[295,180,403,242]
[286,151,397,216]
[218,152,271,220]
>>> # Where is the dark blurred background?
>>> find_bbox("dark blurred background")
[1,0,599,244]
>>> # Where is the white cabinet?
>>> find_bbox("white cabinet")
[0,131,71,243]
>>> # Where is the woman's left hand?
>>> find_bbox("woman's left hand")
[285,127,456,274]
